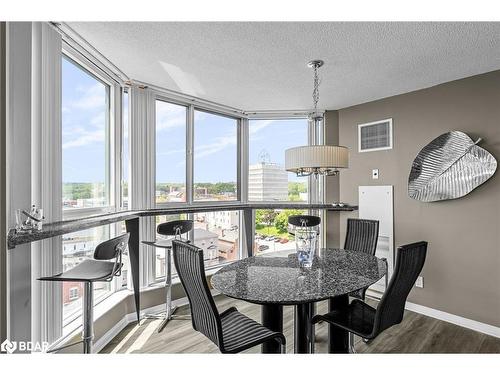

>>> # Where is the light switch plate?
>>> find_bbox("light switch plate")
[415,276,424,288]
[372,169,379,179]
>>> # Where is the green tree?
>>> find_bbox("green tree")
[274,209,306,233]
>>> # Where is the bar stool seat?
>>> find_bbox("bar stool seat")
[39,259,119,282]
[38,233,129,354]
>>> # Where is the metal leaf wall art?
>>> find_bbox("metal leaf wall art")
[408,131,497,202]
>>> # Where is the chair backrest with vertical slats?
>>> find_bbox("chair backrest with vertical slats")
[372,241,428,337]
[172,240,223,348]
[344,218,379,255]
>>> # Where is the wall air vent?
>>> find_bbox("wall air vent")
[358,118,393,152]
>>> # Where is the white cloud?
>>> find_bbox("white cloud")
[195,133,237,159]
[63,127,105,149]
[156,103,186,132]
[69,83,106,110]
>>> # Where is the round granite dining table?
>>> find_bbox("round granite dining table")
[211,248,387,353]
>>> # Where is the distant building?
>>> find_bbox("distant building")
[205,211,239,230]
[193,228,219,260]
[248,162,288,201]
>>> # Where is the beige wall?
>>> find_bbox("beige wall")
[329,70,500,327]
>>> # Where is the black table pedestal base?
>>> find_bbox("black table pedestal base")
[261,304,283,353]
[294,302,315,353]
[328,294,349,353]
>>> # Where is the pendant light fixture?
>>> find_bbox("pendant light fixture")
[285,60,349,177]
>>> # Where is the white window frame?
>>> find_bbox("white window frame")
[61,44,121,220]
[59,44,126,329]
[152,93,246,283]
[358,118,393,153]
[192,108,242,204]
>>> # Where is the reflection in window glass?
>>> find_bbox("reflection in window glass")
[156,101,187,204]
[62,56,109,210]
[254,209,306,256]
[194,111,238,201]
[248,119,309,202]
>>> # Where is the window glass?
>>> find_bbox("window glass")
[62,56,110,210]
[156,100,187,204]
[248,119,309,202]
[194,110,238,201]
[193,211,240,267]
[254,209,307,256]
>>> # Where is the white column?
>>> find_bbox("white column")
[6,21,33,345]
[30,22,63,346]
[129,86,156,287]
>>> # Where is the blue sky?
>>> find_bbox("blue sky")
[62,57,107,184]
[62,56,309,185]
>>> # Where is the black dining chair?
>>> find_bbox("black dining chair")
[172,240,286,353]
[344,218,380,300]
[39,233,129,353]
[142,219,193,332]
[312,241,428,353]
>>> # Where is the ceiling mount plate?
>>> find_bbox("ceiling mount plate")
[307,60,324,69]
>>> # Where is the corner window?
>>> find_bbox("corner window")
[248,119,309,202]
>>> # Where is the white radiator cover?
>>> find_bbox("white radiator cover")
[358,185,394,292]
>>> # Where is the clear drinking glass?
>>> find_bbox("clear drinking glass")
[295,227,317,267]
[15,209,23,232]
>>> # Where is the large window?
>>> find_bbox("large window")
[248,119,309,202]
[156,100,187,204]
[62,56,110,210]
[194,110,238,201]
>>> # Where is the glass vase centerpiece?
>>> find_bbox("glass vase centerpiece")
[295,226,318,268]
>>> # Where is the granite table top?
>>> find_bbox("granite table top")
[211,249,387,305]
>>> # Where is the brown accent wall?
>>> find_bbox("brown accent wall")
[330,70,500,327]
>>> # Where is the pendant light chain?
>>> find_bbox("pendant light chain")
[312,63,320,114]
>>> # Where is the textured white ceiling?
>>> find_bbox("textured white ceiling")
[68,22,500,111]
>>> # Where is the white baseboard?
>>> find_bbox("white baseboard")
[366,289,499,338]
[404,302,500,338]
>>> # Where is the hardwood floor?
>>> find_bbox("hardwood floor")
[101,295,500,354]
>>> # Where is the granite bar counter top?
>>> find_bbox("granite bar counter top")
[7,202,357,249]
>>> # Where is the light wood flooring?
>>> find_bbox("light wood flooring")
[101,295,500,354]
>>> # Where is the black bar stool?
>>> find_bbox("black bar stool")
[38,233,129,354]
[142,219,193,332]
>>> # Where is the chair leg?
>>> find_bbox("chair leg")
[383,258,389,289]
[143,248,189,333]
[82,281,94,354]
[348,332,357,353]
